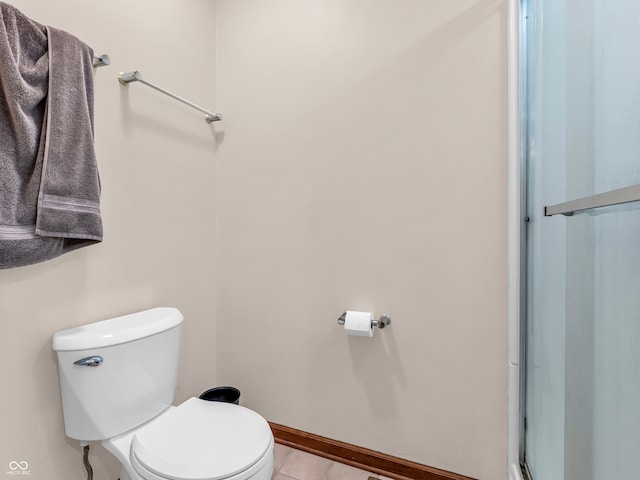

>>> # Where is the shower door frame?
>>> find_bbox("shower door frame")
[509,1,640,477]
[506,0,527,479]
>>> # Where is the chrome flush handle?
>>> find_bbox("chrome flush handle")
[73,356,103,367]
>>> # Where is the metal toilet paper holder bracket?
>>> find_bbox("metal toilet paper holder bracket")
[337,312,391,329]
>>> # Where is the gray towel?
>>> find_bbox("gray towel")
[0,2,102,268]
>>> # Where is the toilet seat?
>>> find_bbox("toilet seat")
[131,397,273,480]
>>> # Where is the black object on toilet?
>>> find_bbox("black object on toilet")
[199,386,241,405]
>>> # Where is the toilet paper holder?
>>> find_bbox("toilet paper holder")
[337,312,391,329]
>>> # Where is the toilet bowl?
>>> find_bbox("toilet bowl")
[52,308,274,480]
[103,398,274,480]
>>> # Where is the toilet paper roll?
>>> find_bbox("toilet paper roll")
[344,311,374,337]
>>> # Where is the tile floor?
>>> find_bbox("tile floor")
[273,443,393,480]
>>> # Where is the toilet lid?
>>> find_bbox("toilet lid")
[132,397,273,480]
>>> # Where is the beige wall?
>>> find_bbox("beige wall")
[1,1,508,479]
[214,1,508,479]
[0,1,217,479]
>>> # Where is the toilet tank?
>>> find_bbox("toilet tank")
[52,307,183,441]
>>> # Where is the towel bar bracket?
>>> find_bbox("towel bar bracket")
[93,54,110,68]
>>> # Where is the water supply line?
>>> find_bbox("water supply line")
[83,444,93,480]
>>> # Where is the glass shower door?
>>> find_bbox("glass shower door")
[524,0,640,479]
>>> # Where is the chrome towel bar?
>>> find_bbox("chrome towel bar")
[118,71,222,123]
[544,183,640,216]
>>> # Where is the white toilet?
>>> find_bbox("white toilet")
[52,307,274,480]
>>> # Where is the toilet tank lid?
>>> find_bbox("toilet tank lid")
[52,307,184,352]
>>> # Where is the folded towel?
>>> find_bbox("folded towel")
[0,2,102,268]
